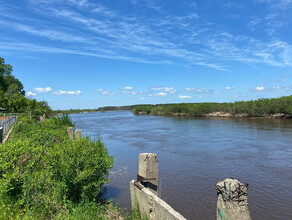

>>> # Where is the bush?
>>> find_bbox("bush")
[0,116,113,219]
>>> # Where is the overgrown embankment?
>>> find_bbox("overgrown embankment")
[0,115,146,219]
[131,95,292,118]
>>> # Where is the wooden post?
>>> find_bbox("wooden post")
[138,153,159,196]
[75,129,81,139]
[67,127,74,140]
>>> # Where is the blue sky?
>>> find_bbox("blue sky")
[1,0,292,110]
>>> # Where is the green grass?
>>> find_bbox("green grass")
[0,114,148,219]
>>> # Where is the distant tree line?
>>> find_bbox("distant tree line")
[53,109,98,114]
[130,96,292,118]
[0,57,51,117]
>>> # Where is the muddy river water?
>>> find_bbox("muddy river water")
[70,111,292,220]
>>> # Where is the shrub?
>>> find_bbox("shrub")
[0,116,113,219]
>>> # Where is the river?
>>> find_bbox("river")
[70,111,292,220]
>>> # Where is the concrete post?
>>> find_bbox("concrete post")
[75,129,81,139]
[216,178,251,220]
[67,127,74,140]
[39,116,45,122]
[138,153,159,195]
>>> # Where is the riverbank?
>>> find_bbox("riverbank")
[130,95,292,119]
[0,114,145,219]
[136,111,292,119]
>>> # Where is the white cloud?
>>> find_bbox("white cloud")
[97,89,118,95]
[101,90,117,95]
[179,95,192,99]
[123,90,137,95]
[33,87,52,93]
[27,91,36,97]
[256,86,265,91]
[150,87,177,94]
[121,86,134,90]
[186,87,213,93]
[53,90,81,95]
[140,97,144,100]
[5,0,292,70]
[0,21,91,44]
[149,92,167,96]
[257,0,292,9]
[225,86,235,90]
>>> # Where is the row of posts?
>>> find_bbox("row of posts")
[40,117,82,140]
[134,153,251,220]
[67,127,82,140]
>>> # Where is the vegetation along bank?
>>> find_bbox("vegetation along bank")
[0,114,147,219]
[130,95,292,119]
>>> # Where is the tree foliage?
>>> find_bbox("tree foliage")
[0,57,51,116]
[131,96,292,117]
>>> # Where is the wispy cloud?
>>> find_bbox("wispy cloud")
[257,0,292,9]
[33,86,52,93]
[150,87,177,94]
[225,86,235,90]
[53,90,81,95]
[256,85,292,93]
[97,89,117,95]
[121,86,134,90]
[2,0,292,70]
[123,90,137,95]
[149,92,167,96]
[179,95,192,99]
[186,87,214,93]
[247,18,261,31]
[0,20,92,44]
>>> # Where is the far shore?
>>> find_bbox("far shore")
[135,111,292,119]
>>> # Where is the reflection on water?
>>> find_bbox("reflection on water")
[70,111,292,220]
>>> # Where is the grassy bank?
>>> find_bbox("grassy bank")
[131,95,292,118]
[0,115,145,219]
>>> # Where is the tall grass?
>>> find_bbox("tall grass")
[51,114,75,127]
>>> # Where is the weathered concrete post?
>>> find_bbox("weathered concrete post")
[138,153,159,196]
[216,178,251,220]
[67,127,74,140]
[130,153,186,220]
[75,129,81,139]
[39,116,45,122]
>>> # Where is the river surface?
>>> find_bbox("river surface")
[70,111,292,220]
